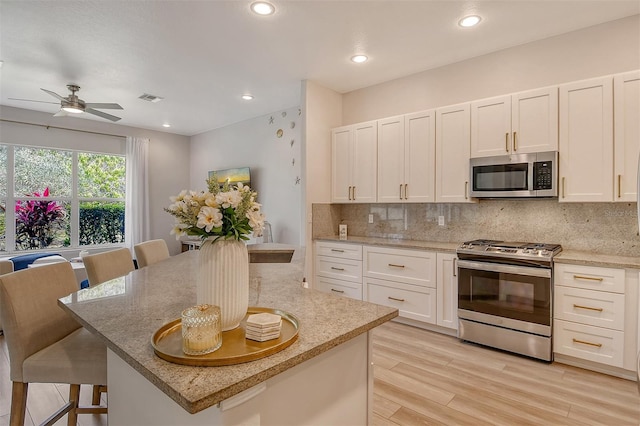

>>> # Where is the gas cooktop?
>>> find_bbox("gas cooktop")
[457,239,562,262]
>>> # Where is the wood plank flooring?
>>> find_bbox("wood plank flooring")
[372,321,640,426]
[1,321,638,425]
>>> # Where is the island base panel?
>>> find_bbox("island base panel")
[106,333,371,425]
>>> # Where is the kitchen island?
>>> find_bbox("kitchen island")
[59,245,397,425]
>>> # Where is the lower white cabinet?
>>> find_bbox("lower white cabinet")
[366,277,436,323]
[314,241,363,301]
[436,253,458,330]
[554,263,638,372]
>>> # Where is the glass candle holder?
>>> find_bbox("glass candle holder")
[181,304,222,355]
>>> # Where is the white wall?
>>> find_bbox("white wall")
[342,15,640,124]
[0,106,190,255]
[190,106,302,245]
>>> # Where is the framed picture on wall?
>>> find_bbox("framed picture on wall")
[208,167,251,187]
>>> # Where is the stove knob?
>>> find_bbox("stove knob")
[541,250,551,256]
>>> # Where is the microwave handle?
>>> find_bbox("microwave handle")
[457,259,551,279]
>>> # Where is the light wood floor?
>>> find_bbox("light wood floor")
[372,321,640,426]
[1,322,638,425]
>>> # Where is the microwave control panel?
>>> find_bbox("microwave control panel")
[533,161,553,190]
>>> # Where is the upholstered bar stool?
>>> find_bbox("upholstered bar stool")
[0,262,107,426]
[134,239,170,268]
[0,259,14,334]
[83,247,135,286]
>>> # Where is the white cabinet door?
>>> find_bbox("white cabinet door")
[405,110,436,202]
[471,95,511,157]
[331,127,352,203]
[377,116,405,202]
[331,121,377,203]
[559,76,613,202]
[512,86,558,154]
[352,121,378,203]
[436,103,472,203]
[436,253,458,331]
[614,70,640,202]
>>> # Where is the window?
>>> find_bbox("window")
[0,144,126,252]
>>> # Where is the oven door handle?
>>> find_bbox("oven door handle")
[457,259,551,279]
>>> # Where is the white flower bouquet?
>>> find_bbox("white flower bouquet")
[165,175,265,242]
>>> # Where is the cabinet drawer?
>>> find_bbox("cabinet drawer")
[315,256,362,283]
[315,242,362,261]
[363,246,436,287]
[554,263,624,293]
[554,285,625,330]
[314,276,362,301]
[365,278,436,324]
[554,319,624,368]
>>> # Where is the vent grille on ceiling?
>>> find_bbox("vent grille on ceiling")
[138,93,164,103]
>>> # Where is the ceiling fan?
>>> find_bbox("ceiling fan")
[11,84,123,122]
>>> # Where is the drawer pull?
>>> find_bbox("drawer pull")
[573,275,604,282]
[330,249,345,253]
[572,338,602,348]
[330,267,345,271]
[330,288,345,294]
[388,296,405,302]
[573,304,604,312]
[388,263,405,268]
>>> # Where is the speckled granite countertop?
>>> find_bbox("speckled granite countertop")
[314,235,459,253]
[554,250,640,269]
[314,236,640,269]
[59,246,397,414]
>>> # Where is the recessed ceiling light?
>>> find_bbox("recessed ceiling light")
[459,15,481,28]
[162,123,171,128]
[351,55,368,63]
[251,1,275,15]
[241,94,254,100]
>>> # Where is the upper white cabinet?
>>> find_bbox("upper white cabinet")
[436,103,473,203]
[377,110,435,203]
[331,121,377,203]
[559,76,614,202]
[471,87,558,158]
[614,70,640,202]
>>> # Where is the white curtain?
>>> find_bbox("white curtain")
[125,137,150,248]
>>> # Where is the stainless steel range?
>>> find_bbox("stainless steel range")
[456,239,562,361]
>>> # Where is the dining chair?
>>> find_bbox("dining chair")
[0,262,107,426]
[83,247,135,286]
[134,239,170,268]
[0,259,14,334]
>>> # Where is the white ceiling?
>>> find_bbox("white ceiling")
[0,1,638,136]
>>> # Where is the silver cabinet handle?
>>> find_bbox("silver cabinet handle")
[330,249,344,253]
[399,184,403,200]
[330,266,345,271]
[353,186,356,200]
[561,177,565,198]
[505,132,509,152]
[465,181,469,200]
[404,183,408,200]
[453,257,457,277]
[618,174,622,198]
[388,263,405,268]
[513,131,517,151]
[573,275,604,282]
[331,288,345,294]
[388,296,405,302]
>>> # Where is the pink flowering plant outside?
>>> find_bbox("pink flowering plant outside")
[165,175,265,242]
[15,187,66,249]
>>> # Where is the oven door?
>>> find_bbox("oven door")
[457,259,552,336]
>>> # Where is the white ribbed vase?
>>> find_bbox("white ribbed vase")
[197,239,249,331]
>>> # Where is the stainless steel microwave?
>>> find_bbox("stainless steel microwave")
[470,151,558,198]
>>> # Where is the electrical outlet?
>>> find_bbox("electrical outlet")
[368,214,374,224]
[438,215,445,226]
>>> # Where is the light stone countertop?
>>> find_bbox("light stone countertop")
[314,236,640,269]
[58,246,398,414]
[314,235,459,253]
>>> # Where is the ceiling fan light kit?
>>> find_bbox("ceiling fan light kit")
[35,84,124,122]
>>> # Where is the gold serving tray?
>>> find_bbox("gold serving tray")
[152,307,299,366]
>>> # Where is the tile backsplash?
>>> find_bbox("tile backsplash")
[312,201,640,257]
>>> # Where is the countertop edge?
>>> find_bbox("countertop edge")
[314,235,459,253]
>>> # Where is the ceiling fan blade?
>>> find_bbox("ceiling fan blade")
[41,88,66,101]
[85,108,121,122]
[8,97,59,105]
[53,110,68,117]
[84,102,123,110]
